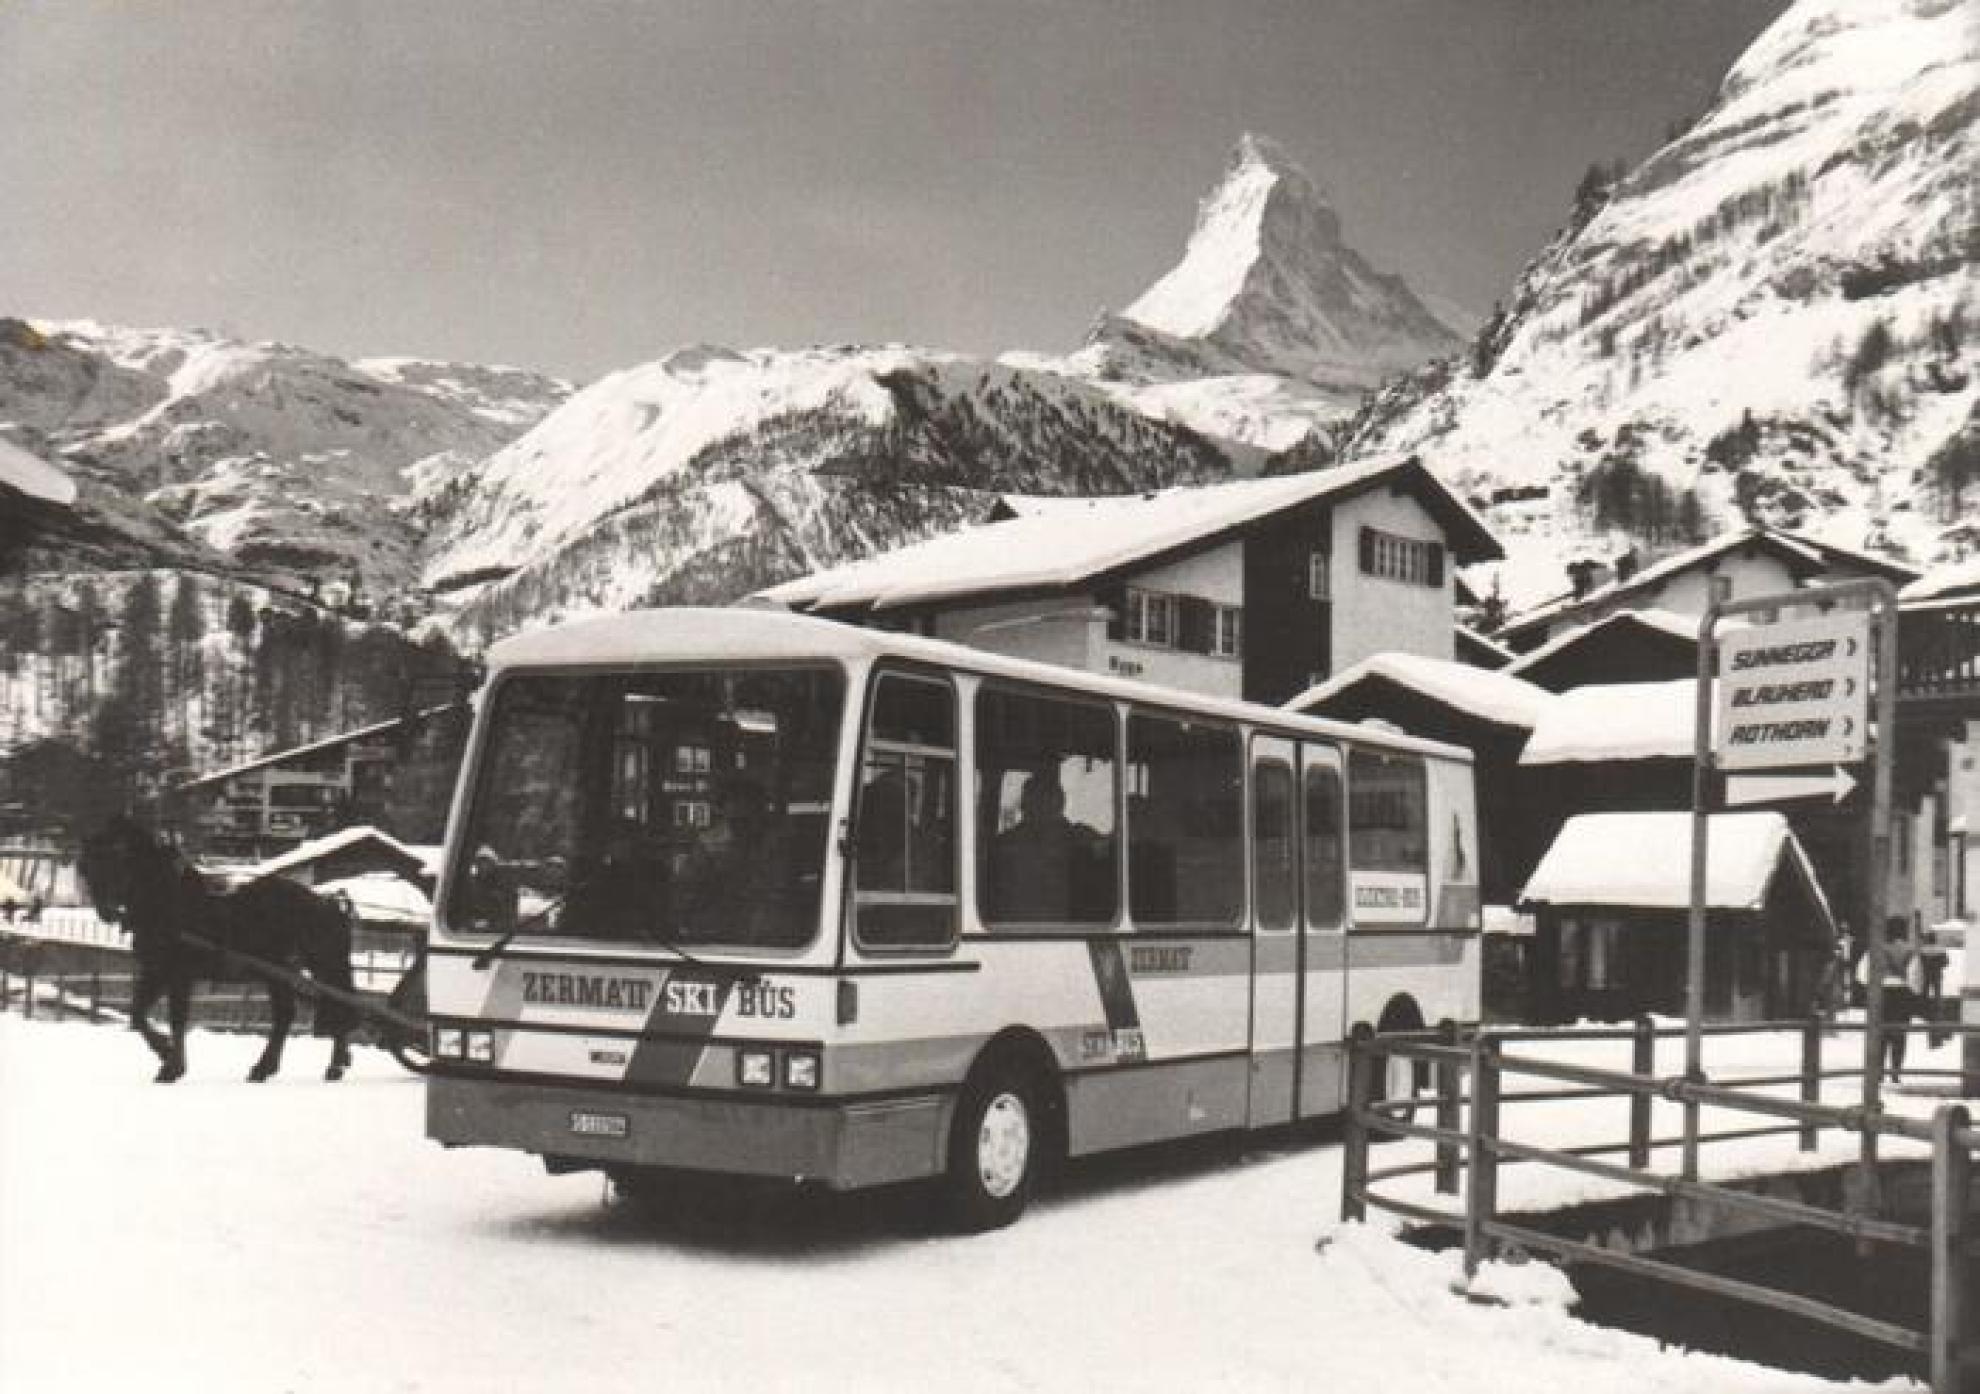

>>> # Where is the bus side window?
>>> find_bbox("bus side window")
[853,674,958,949]
[975,688,1118,928]
[1347,748,1427,925]
[1127,713,1242,928]
[1303,760,1345,929]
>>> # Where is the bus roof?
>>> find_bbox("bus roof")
[486,607,1473,765]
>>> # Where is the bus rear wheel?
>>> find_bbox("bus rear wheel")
[944,1065,1040,1232]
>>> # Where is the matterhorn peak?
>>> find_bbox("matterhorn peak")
[1110,134,1460,392]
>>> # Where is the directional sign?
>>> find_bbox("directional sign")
[1715,610,1870,771]
[1723,766,1859,806]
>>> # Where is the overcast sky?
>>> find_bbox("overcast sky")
[1,0,1789,381]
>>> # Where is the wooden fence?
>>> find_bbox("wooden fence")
[1343,1018,1977,1394]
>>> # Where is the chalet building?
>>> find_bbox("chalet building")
[171,704,470,861]
[1518,811,1837,1025]
[1504,607,1704,692]
[756,454,1503,706]
[1287,653,1553,907]
[1496,527,1918,655]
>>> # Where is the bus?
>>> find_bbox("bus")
[425,607,1480,1229]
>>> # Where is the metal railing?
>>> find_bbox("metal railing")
[1342,1019,1978,1394]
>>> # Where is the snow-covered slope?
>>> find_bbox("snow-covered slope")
[0,318,569,595]
[422,343,1238,637]
[1348,0,1977,609]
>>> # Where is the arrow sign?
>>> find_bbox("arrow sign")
[1723,766,1858,806]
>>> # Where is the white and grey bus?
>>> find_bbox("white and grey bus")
[426,608,1480,1228]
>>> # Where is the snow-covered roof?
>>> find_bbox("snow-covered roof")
[490,607,1474,764]
[1520,812,1829,922]
[1520,679,1702,765]
[176,703,462,791]
[1501,528,1915,642]
[0,437,77,507]
[1287,652,1555,731]
[757,454,1499,614]
[315,871,431,924]
[253,827,426,880]
[1504,607,1707,678]
[1901,557,1980,604]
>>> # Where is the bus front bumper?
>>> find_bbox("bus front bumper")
[426,1073,952,1191]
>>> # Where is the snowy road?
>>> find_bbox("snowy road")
[1,1017,1923,1393]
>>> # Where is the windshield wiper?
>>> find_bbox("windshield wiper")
[471,883,758,982]
[470,891,567,971]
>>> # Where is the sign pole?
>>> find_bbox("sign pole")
[1856,587,1899,1213]
[1691,577,1889,1194]
[1684,592,1725,1182]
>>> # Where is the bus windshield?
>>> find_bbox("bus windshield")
[446,666,844,951]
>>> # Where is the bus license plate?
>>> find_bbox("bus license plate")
[569,1110,629,1139]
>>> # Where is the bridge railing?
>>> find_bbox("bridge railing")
[1342,1018,1977,1394]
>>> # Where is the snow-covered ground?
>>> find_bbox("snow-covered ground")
[2,1015,1956,1394]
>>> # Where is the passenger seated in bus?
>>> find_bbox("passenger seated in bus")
[989,769,1100,923]
[855,771,909,892]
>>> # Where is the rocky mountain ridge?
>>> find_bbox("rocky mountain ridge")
[1343,0,1976,609]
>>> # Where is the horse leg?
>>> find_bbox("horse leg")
[325,1026,352,1083]
[129,965,175,1070]
[159,971,189,1084]
[250,977,293,1083]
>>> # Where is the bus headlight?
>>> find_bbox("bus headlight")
[737,1048,775,1089]
[435,1027,464,1060]
[465,1029,495,1064]
[783,1049,821,1092]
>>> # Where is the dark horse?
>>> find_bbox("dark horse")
[78,816,358,1083]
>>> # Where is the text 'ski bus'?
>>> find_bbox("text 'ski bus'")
[426,607,1480,1229]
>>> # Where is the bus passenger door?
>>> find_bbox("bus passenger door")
[1246,737,1300,1128]
[1298,744,1349,1118]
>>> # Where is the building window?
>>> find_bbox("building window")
[1309,551,1330,600]
[1124,588,1176,647]
[1357,527,1445,588]
[673,744,711,774]
[1213,606,1242,659]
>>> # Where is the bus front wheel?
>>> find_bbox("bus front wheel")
[944,1065,1040,1233]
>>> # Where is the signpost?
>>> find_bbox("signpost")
[1716,612,1869,770]
[1687,581,1896,1194]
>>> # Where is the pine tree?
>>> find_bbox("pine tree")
[167,574,205,751]
[109,573,167,797]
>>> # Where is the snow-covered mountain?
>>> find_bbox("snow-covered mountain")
[0,318,569,602]
[1013,134,1466,453]
[421,344,1236,639]
[1347,0,1977,609]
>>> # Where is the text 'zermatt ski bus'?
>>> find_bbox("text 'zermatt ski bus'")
[426,608,1480,1229]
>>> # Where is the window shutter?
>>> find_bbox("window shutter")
[1427,544,1446,589]
[1178,596,1214,654]
[1097,584,1125,642]
[1358,526,1375,575]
